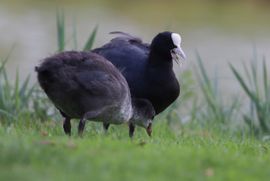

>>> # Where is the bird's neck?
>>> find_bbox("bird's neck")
[129,101,140,125]
[148,49,173,68]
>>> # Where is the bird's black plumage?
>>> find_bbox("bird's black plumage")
[36,51,154,136]
[93,31,185,114]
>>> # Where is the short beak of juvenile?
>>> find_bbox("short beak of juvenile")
[171,46,186,64]
[146,122,152,137]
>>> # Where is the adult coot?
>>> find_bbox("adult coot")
[36,51,155,137]
[93,31,186,117]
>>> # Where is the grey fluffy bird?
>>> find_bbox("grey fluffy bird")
[36,51,155,137]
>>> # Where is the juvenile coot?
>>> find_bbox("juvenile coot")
[36,51,155,137]
[93,31,186,117]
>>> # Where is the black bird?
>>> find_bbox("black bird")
[36,51,155,137]
[93,31,186,130]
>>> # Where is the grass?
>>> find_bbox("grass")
[1,13,270,180]
[56,10,98,52]
[0,121,270,181]
[230,53,270,136]
[0,52,54,124]
[195,52,240,128]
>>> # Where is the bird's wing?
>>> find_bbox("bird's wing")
[93,32,149,54]
[75,70,122,99]
[109,31,143,43]
[110,31,150,50]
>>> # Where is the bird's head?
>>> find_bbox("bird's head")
[150,31,186,64]
[130,99,155,136]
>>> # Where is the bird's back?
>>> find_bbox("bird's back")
[93,35,149,95]
[93,33,180,114]
[36,51,130,120]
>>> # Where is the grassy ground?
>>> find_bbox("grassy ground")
[1,14,270,180]
[0,119,269,181]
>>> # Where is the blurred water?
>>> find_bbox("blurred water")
[0,0,270,94]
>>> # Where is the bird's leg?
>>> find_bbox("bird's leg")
[78,110,104,137]
[78,117,87,137]
[103,123,110,133]
[59,110,71,136]
[63,117,71,136]
[129,123,135,138]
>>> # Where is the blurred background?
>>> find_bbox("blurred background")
[0,0,270,92]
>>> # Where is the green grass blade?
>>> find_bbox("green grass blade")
[213,67,219,98]
[195,62,221,122]
[24,85,36,105]
[57,10,65,52]
[0,59,8,74]
[195,51,211,88]
[242,62,252,86]
[251,59,260,98]
[19,75,30,98]
[14,68,20,110]
[262,57,269,101]
[2,69,10,98]
[229,63,259,104]
[195,52,219,112]
[83,25,98,51]
[0,45,15,74]
[231,97,240,116]
[0,109,16,121]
